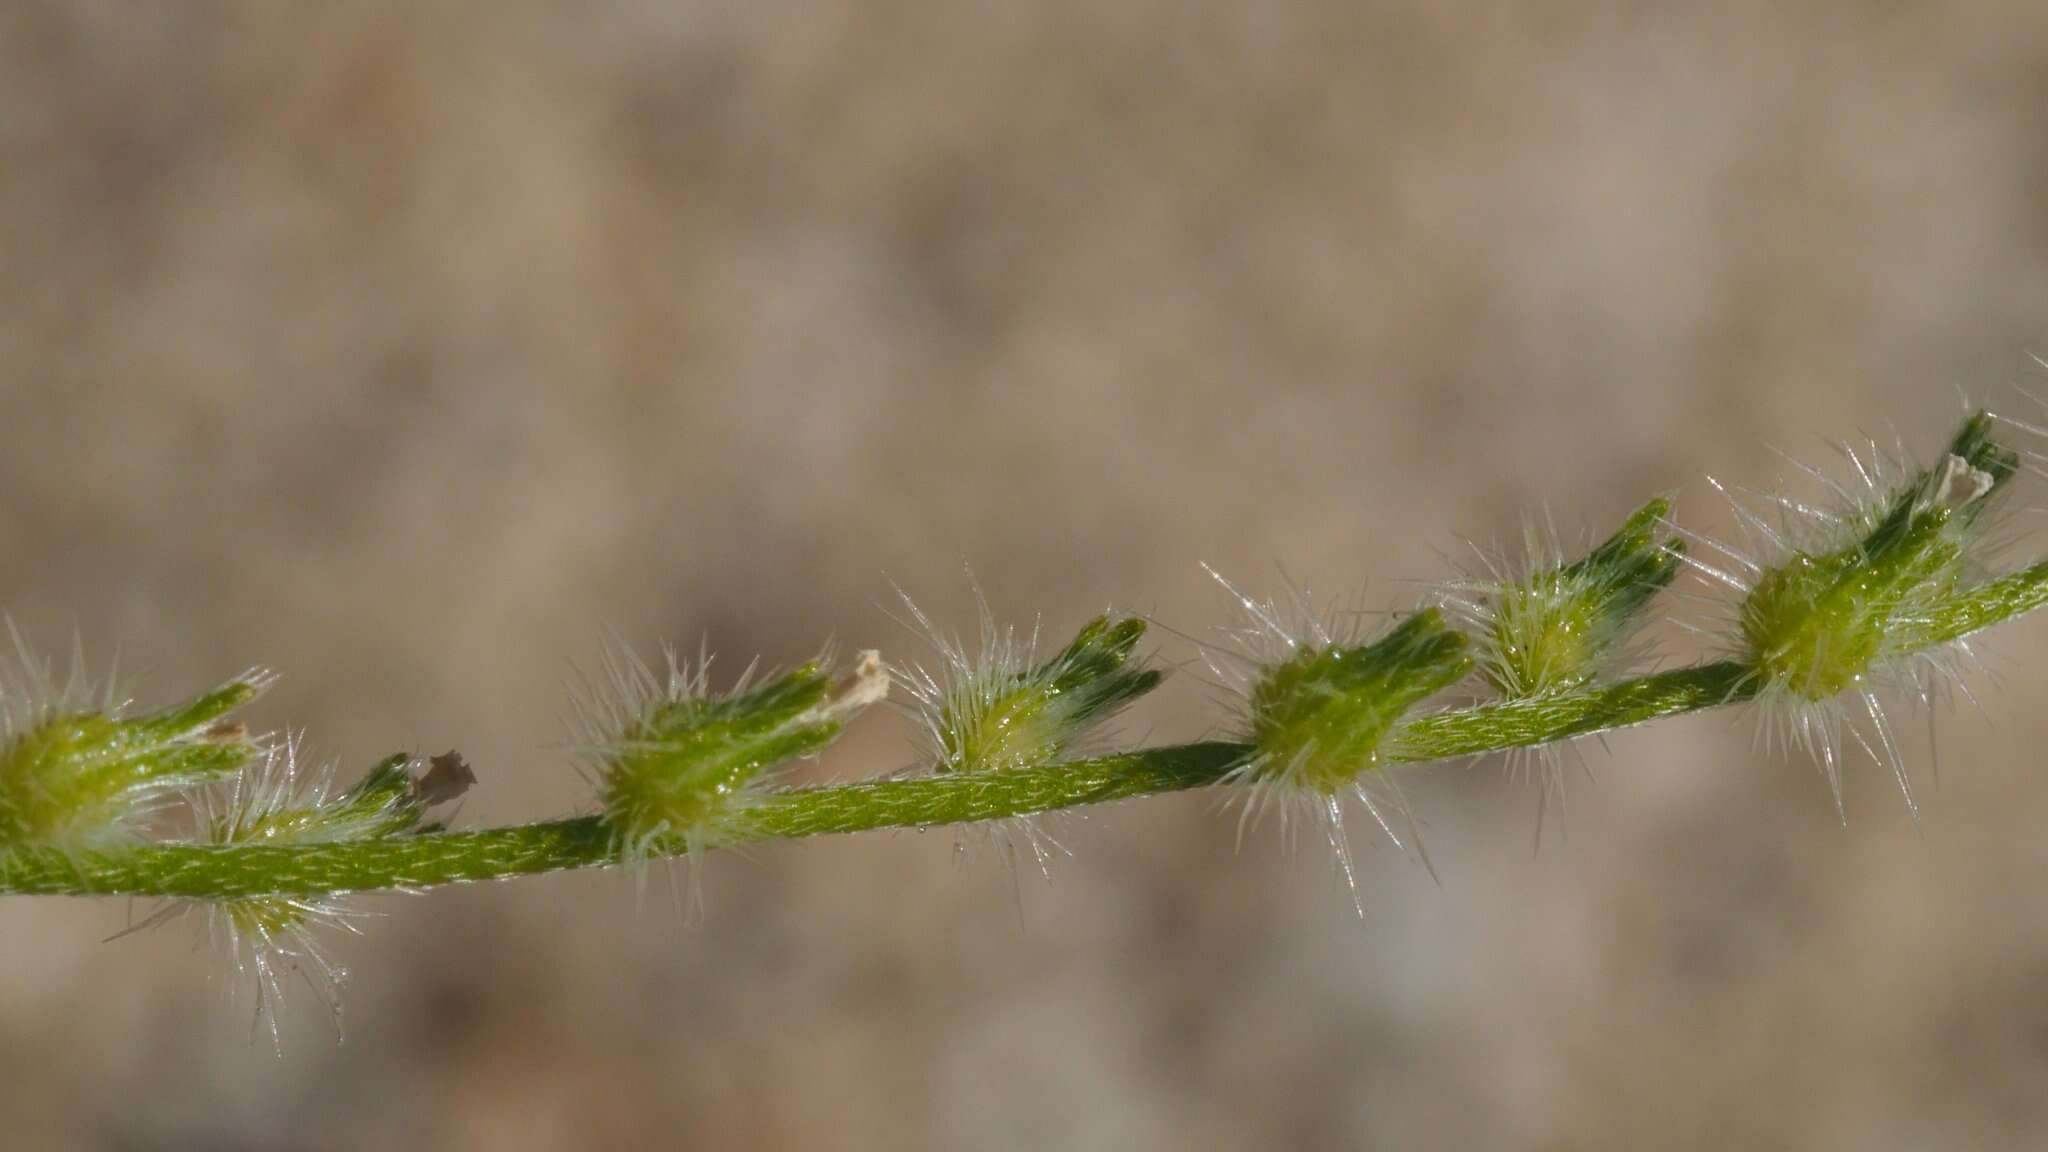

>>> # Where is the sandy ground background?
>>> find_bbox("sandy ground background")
[4,3,2048,1148]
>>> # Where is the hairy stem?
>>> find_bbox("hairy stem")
[3,559,2041,901]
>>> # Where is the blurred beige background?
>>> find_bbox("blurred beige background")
[3,2,2048,1148]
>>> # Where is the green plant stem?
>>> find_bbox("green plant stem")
[3,560,2045,901]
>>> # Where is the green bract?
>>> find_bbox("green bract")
[1475,499,1683,698]
[601,658,878,853]
[0,671,268,849]
[187,741,477,1042]
[1248,608,1471,793]
[1741,413,2018,700]
[933,615,1162,774]
[206,751,473,848]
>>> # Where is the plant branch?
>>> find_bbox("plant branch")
[4,559,2041,901]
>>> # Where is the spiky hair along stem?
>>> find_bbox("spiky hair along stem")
[1429,497,1685,846]
[1677,411,2026,817]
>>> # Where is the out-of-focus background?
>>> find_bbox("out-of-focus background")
[3,3,2048,1148]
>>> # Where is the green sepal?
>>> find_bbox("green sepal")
[0,672,268,848]
[1741,412,2013,699]
[603,662,852,844]
[265,751,478,842]
[1481,498,1683,697]
[1249,607,1471,793]
[937,615,1164,774]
